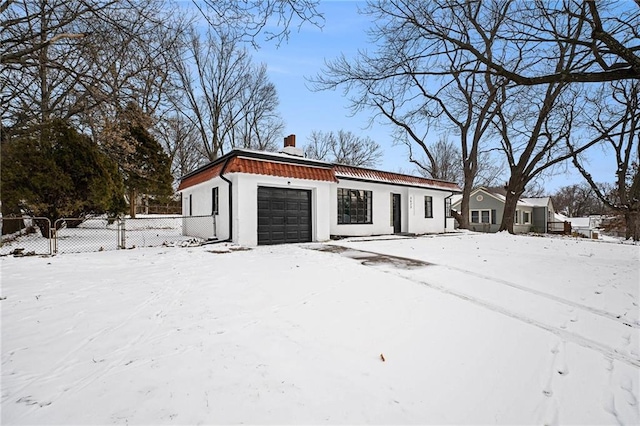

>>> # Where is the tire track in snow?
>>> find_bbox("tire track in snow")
[438,264,639,329]
[398,272,640,368]
[315,245,640,369]
[324,244,638,329]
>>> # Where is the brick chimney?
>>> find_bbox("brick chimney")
[281,134,303,157]
[284,134,296,147]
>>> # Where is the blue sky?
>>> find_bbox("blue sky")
[251,1,614,193]
[253,1,410,171]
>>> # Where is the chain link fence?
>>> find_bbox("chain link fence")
[119,215,216,250]
[1,215,217,256]
[0,217,52,256]
[53,217,122,254]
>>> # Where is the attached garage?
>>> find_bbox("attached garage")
[177,142,461,247]
[257,186,312,245]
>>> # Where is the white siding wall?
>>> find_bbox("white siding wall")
[406,188,449,234]
[180,177,231,241]
[234,174,332,246]
[181,172,456,245]
[445,217,456,230]
[330,180,453,237]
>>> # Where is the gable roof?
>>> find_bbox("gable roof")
[521,197,551,207]
[451,186,551,208]
[177,149,461,193]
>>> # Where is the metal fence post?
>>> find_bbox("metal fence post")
[119,217,126,249]
[3,214,213,255]
[51,219,56,255]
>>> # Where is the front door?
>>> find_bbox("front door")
[392,193,401,233]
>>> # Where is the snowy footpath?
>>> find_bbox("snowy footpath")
[1,232,638,424]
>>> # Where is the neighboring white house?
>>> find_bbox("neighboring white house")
[177,135,461,246]
[451,186,558,233]
[555,213,603,238]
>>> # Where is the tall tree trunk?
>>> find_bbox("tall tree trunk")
[38,0,50,123]
[457,172,474,229]
[129,188,137,218]
[499,177,526,233]
[626,210,640,241]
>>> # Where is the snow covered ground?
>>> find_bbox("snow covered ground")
[1,232,638,424]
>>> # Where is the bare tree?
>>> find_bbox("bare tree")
[154,114,203,184]
[171,27,284,163]
[1,0,323,63]
[569,81,640,240]
[387,0,639,85]
[410,136,504,188]
[409,137,463,184]
[313,1,509,228]
[1,0,182,129]
[195,0,323,47]
[229,64,284,152]
[551,183,608,217]
[303,130,382,167]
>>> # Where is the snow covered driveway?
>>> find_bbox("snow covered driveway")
[1,233,638,424]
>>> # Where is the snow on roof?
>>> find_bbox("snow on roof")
[521,197,550,207]
[565,217,591,228]
[451,187,550,208]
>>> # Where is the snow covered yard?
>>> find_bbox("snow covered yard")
[1,233,638,424]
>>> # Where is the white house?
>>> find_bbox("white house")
[177,135,461,246]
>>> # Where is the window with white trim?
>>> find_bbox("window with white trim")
[515,210,520,224]
[523,211,531,224]
[425,196,433,218]
[471,209,492,224]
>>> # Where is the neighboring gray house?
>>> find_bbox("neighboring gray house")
[451,187,557,233]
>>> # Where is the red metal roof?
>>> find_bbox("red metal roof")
[177,156,336,191]
[178,151,461,192]
[177,162,224,191]
[226,157,337,182]
[333,165,460,191]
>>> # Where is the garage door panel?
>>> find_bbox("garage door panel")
[257,187,311,245]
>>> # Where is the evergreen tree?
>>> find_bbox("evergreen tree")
[102,103,173,217]
[1,120,126,236]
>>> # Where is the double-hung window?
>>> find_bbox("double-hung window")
[515,210,520,224]
[425,196,433,218]
[337,188,373,224]
[471,210,491,224]
[523,211,531,224]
